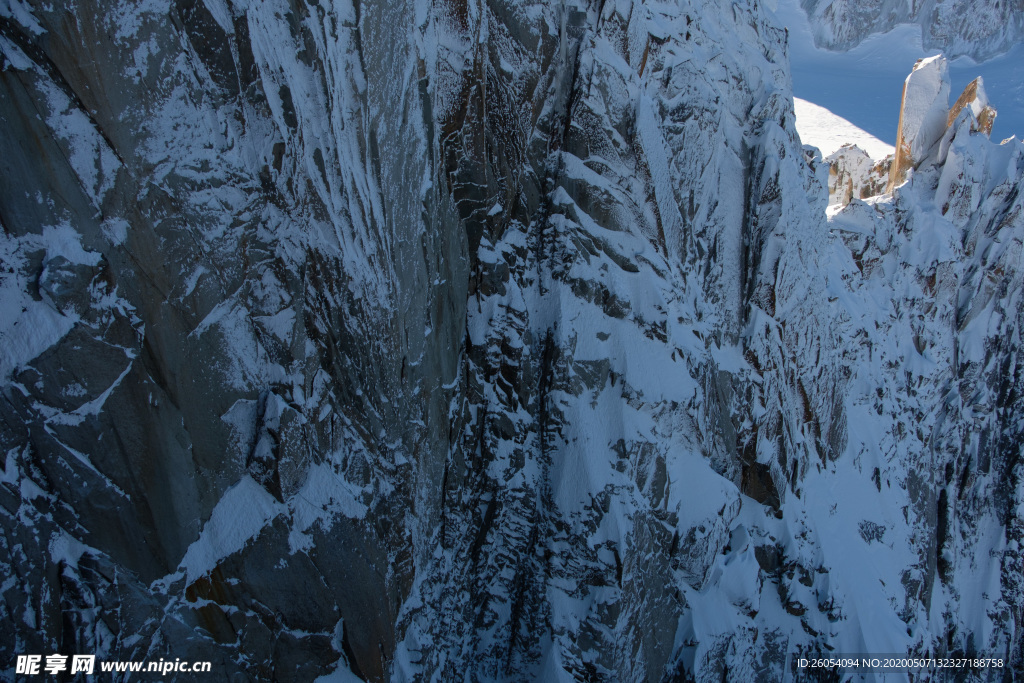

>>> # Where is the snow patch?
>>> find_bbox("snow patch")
[794,98,894,160]
[179,476,283,583]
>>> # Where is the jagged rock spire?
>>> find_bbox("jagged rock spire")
[888,55,951,191]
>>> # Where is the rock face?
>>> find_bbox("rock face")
[948,77,997,138]
[826,144,891,207]
[1,1,1023,682]
[800,0,1024,60]
[888,56,952,192]
[887,57,1000,198]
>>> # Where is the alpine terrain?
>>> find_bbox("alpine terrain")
[800,0,1024,60]
[0,0,1022,680]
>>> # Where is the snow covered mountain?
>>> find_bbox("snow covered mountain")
[1,0,1022,681]
[799,0,1024,61]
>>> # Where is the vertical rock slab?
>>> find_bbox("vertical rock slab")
[888,55,950,191]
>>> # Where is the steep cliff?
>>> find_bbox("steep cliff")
[1,0,1022,681]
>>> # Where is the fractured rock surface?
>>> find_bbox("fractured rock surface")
[1,0,1023,681]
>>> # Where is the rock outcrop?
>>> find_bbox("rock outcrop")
[826,144,891,207]
[888,55,952,192]
[886,57,1000,198]
[948,77,997,137]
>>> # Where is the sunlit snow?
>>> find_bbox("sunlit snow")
[793,97,895,160]
[776,0,1024,144]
